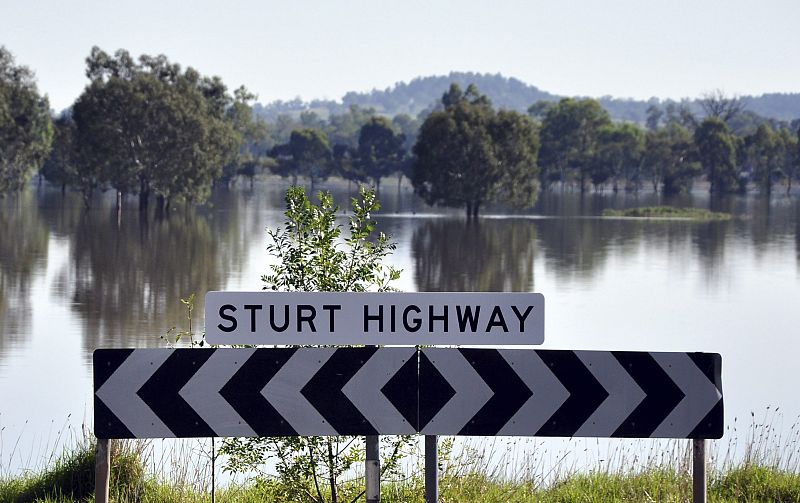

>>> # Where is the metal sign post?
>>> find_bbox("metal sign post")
[693,439,707,503]
[366,435,380,503]
[425,435,438,503]
[95,438,110,503]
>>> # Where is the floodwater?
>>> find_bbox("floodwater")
[1,177,799,476]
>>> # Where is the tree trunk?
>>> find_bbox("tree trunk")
[472,202,480,218]
[139,176,150,211]
[465,202,472,218]
[327,440,337,503]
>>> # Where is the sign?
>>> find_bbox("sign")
[418,348,723,438]
[94,348,417,438]
[94,348,722,439]
[204,291,545,345]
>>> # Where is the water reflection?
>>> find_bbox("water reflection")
[0,192,49,352]
[412,218,536,292]
[39,190,262,354]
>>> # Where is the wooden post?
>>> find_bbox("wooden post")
[366,435,380,503]
[692,439,707,503]
[95,438,110,503]
[425,435,438,503]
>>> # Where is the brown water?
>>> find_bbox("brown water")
[1,178,799,473]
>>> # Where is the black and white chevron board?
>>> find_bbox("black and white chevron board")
[94,347,723,439]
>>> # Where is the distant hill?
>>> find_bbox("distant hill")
[340,72,560,116]
[254,72,800,124]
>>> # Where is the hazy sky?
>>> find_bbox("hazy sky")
[2,0,799,112]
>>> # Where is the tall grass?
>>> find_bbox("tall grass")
[2,411,800,502]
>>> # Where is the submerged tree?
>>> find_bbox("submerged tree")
[412,84,540,218]
[356,116,405,192]
[643,123,700,195]
[71,47,239,209]
[270,128,332,190]
[0,46,53,194]
[695,117,738,194]
[537,98,611,191]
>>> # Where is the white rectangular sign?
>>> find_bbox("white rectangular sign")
[204,292,544,345]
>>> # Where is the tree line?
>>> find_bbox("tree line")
[2,46,800,216]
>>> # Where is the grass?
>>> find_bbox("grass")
[602,206,732,220]
[2,447,800,502]
[3,413,800,502]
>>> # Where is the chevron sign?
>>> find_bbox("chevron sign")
[94,348,723,439]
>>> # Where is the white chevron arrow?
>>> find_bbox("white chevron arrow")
[95,349,173,438]
[179,349,257,437]
[497,350,569,435]
[650,353,722,438]
[573,351,646,437]
[420,349,493,434]
[342,347,417,434]
[262,348,338,435]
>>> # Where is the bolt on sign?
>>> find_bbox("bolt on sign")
[204,292,545,346]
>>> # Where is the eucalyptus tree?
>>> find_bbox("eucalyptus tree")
[694,117,738,194]
[269,128,332,190]
[357,116,405,191]
[72,47,239,209]
[0,47,53,194]
[745,123,780,195]
[220,86,270,186]
[537,98,611,191]
[592,122,645,191]
[642,124,700,195]
[412,84,540,218]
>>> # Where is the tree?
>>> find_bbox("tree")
[332,143,370,194]
[412,84,540,217]
[40,114,97,202]
[71,47,239,209]
[700,89,745,125]
[694,117,738,194]
[745,123,780,195]
[357,117,404,191]
[592,122,644,191]
[537,98,611,191]
[326,105,377,148]
[270,128,332,190]
[220,86,270,186]
[779,128,799,195]
[220,187,410,503]
[0,47,53,194]
[645,104,663,131]
[642,124,700,195]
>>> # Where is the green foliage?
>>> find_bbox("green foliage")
[270,128,332,188]
[70,47,240,207]
[643,123,700,195]
[744,123,781,194]
[0,46,53,194]
[602,206,731,220]
[0,440,143,503]
[695,118,739,194]
[713,465,800,501]
[538,98,611,190]
[592,122,645,190]
[357,116,405,190]
[221,186,407,503]
[412,84,540,217]
[220,86,271,185]
[262,186,400,293]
